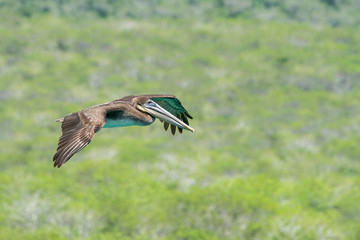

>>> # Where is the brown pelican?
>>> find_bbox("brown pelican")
[53,94,194,168]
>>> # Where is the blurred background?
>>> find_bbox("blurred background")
[1,0,360,239]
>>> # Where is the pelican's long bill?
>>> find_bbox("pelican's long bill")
[139,101,194,132]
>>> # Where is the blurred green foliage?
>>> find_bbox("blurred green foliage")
[0,0,360,26]
[1,1,360,239]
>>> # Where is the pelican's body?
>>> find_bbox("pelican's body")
[53,94,194,168]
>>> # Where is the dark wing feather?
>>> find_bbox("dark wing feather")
[53,112,104,168]
[164,121,169,131]
[150,97,193,135]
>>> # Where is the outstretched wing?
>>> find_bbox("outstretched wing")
[53,111,105,168]
[150,97,193,135]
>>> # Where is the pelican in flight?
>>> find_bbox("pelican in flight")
[53,94,194,168]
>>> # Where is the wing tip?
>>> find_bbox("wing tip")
[53,154,63,168]
[53,162,62,168]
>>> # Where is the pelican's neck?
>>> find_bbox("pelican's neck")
[103,118,139,128]
[103,114,154,128]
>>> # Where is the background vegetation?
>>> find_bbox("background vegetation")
[0,0,360,239]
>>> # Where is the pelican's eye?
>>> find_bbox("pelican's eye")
[145,100,156,107]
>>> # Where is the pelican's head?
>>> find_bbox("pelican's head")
[137,98,194,133]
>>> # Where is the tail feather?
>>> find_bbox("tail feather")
[56,117,64,123]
